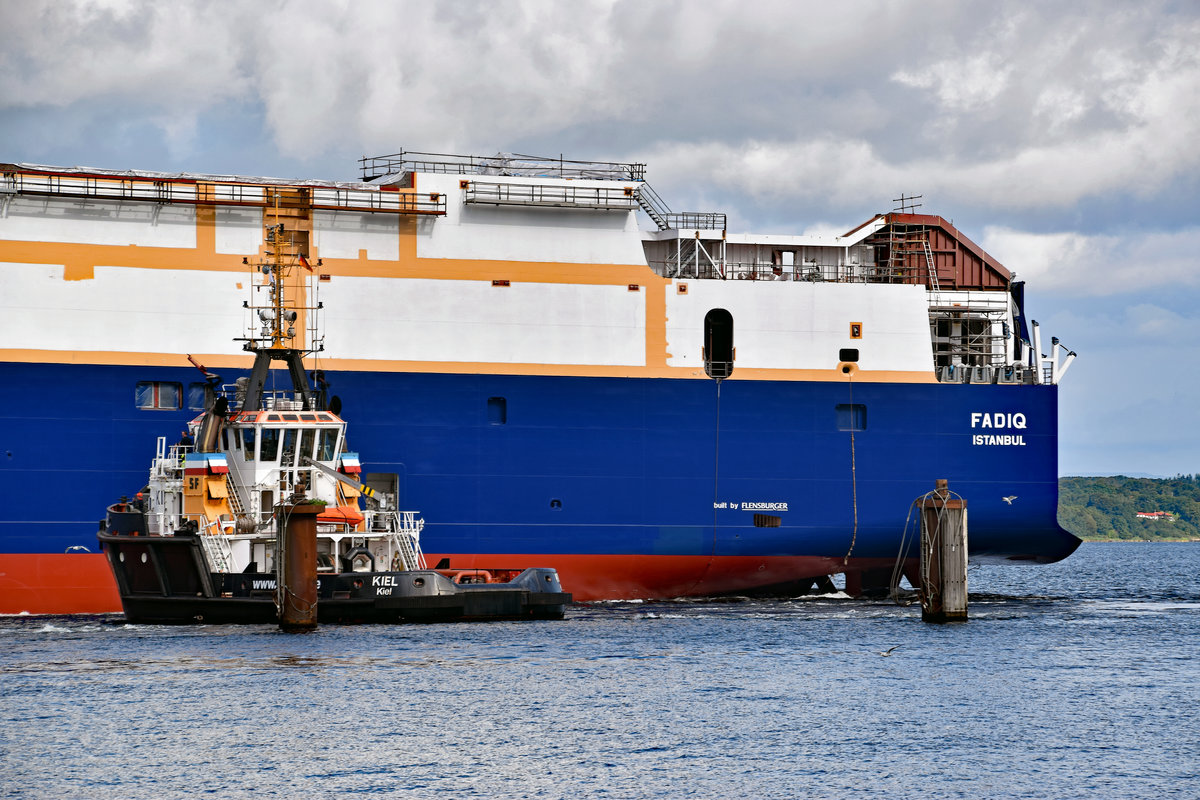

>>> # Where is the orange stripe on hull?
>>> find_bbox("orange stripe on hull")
[0,552,903,613]
[425,553,866,602]
[0,554,121,615]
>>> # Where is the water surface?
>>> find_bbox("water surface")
[2,543,1197,798]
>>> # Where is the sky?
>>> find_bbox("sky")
[2,0,1197,477]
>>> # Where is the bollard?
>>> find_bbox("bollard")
[277,503,321,631]
[917,479,968,622]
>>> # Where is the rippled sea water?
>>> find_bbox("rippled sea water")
[2,542,1198,799]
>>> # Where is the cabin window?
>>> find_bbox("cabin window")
[135,381,182,410]
[187,382,212,411]
[317,429,338,461]
[260,429,280,461]
[300,429,316,463]
[242,428,256,460]
[281,429,298,466]
[703,309,734,379]
[488,397,507,425]
[839,348,859,363]
[836,403,867,432]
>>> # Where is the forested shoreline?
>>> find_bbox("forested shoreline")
[1059,476,1200,541]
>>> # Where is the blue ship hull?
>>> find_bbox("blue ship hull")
[1,361,1078,589]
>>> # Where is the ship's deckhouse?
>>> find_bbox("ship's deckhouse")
[219,410,348,520]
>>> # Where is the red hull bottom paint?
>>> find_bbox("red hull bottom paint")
[427,553,902,602]
[1,552,905,613]
[0,554,122,615]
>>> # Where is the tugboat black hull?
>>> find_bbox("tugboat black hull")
[98,530,570,625]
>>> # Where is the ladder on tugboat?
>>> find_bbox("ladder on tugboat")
[385,511,426,571]
[199,521,234,573]
[224,478,249,527]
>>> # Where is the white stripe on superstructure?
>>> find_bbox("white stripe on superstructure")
[0,263,243,354]
[0,196,197,249]
[415,174,647,266]
[321,277,647,366]
[666,280,934,373]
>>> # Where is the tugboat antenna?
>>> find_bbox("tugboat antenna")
[237,210,324,412]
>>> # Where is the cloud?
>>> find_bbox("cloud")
[4,0,1197,213]
[980,227,1200,297]
[892,53,1013,113]
[0,0,253,109]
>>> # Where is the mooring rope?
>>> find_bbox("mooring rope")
[842,371,859,565]
[890,486,966,606]
[889,499,922,605]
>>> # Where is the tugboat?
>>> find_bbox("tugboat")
[98,220,569,625]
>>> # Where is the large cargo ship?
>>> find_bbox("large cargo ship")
[0,150,1080,613]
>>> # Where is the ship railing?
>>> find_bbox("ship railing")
[263,396,306,411]
[149,436,188,480]
[936,363,1035,384]
[360,150,646,182]
[3,167,446,216]
[312,510,424,569]
[647,259,953,284]
[649,260,840,281]
[149,511,198,537]
[663,212,727,230]
[926,290,1010,314]
[633,182,726,231]
[218,384,317,413]
[706,361,734,379]
[377,510,426,571]
[308,186,446,216]
[464,180,639,211]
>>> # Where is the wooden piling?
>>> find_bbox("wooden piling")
[277,503,320,631]
[917,479,968,622]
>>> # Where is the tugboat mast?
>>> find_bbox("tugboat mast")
[237,210,324,412]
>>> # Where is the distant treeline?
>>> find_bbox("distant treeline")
[1059,475,1200,541]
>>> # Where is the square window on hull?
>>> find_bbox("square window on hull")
[136,381,182,410]
[836,403,867,432]
[488,397,507,425]
[187,382,213,411]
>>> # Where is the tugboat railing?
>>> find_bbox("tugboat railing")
[199,519,234,573]
[384,510,426,570]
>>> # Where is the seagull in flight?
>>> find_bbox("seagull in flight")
[1002,495,1018,504]
[878,645,901,657]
